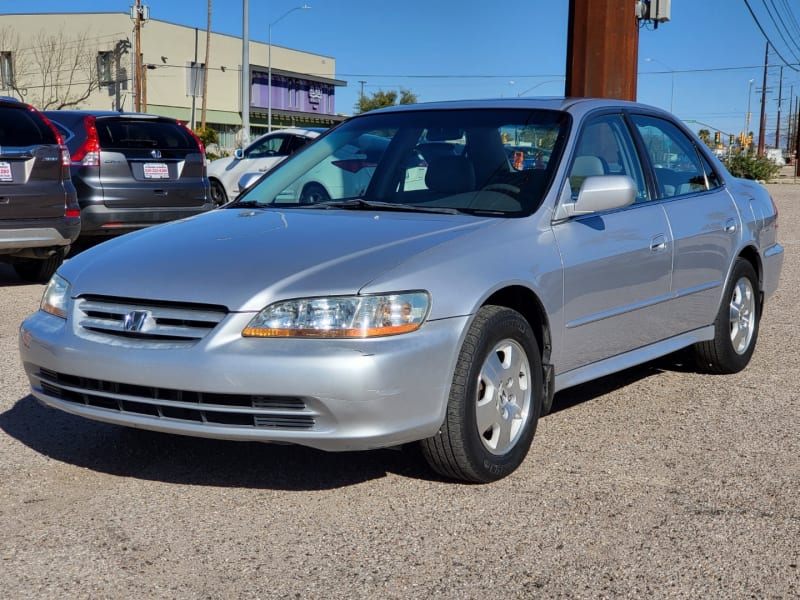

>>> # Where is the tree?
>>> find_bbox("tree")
[697,129,712,147]
[0,26,101,110]
[356,88,418,114]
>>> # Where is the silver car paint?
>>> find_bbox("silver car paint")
[18,97,784,451]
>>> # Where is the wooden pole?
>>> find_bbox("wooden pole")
[565,0,640,101]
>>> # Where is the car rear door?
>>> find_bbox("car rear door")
[629,113,740,332]
[94,116,208,209]
[552,113,674,373]
[0,103,67,220]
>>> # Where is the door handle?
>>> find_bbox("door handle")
[650,234,667,252]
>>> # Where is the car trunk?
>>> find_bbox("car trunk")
[94,117,207,209]
[0,144,68,220]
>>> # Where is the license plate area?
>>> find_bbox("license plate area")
[0,161,13,182]
[143,162,169,179]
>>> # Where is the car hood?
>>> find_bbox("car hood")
[61,207,495,311]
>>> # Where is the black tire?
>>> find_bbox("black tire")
[692,258,760,374]
[13,251,64,284]
[421,306,542,483]
[299,183,330,204]
[209,180,228,207]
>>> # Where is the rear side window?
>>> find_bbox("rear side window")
[96,119,196,150]
[0,105,58,146]
[631,114,718,198]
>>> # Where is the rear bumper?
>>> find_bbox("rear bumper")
[0,219,80,254]
[78,204,215,236]
[762,242,784,300]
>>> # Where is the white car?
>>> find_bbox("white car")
[207,127,324,205]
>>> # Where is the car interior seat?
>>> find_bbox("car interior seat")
[424,155,476,194]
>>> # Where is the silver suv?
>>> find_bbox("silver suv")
[0,98,80,282]
[45,111,212,238]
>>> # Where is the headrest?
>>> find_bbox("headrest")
[424,155,476,194]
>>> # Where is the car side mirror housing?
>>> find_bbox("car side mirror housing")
[237,172,262,193]
[562,175,636,218]
[234,148,244,160]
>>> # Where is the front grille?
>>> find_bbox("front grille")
[38,368,315,430]
[76,295,228,344]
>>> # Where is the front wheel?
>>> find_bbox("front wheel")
[209,180,228,207]
[692,258,760,373]
[299,183,330,205]
[421,306,542,483]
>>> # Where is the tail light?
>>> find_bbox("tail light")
[177,120,207,168]
[29,105,72,172]
[770,194,779,229]
[71,115,101,167]
[332,159,377,173]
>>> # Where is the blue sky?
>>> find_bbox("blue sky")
[2,1,798,146]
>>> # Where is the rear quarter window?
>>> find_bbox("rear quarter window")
[0,106,57,146]
[96,119,196,150]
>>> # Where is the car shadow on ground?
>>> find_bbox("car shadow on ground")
[2,355,692,490]
[0,395,437,489]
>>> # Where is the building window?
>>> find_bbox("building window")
[186,61,205,97]
[97,51,113,85]
[0,52,14,89]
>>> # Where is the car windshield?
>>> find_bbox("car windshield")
[231,107,569,216]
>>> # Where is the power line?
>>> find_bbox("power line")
[744,0,800,71]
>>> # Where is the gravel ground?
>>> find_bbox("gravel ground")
[1,185,798,599]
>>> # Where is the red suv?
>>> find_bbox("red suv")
[0,98,80,282]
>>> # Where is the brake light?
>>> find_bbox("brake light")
[29,105,72,170]
[71,115,100,167]
[770,195,779,229]
[65,208,80,218]
[177,120,207,167]
[332,159,377,173]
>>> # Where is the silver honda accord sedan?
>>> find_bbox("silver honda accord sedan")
[19,98,783,482]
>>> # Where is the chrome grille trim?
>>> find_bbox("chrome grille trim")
[36,368,316,430]
[75,296,228,343]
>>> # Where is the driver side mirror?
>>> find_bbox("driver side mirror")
[234,148,244,160]
[560,175,636,218]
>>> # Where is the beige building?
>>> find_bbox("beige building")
[0,12,346,149]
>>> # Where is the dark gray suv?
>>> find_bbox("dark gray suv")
[45,111,212,238]
[0,98,80,282]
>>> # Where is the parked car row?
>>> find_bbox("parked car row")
[1,97,211,282]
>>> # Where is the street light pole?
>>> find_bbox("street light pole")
[745,78,755,150]
[517,78,566,97]
[268,4,310,133]
[644,57,674,113]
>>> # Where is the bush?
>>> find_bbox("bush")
[724,152,780,181]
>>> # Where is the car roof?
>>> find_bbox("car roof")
[365,97,672,119]
[43,109,180,122]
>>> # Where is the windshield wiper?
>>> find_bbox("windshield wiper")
[318,198,463,215]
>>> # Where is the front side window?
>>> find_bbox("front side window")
[232,108,569,217]
[631,114,716,197]
[246,135,287,158]
[567,114,648,202]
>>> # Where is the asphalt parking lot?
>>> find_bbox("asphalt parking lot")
[1,185,797,599]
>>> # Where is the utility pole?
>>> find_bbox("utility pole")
[775,66,783,150]
[133,0,143,112]
[201,0,212,130]
[565,0,639,100]
[757,41,769,157]
[241,0,250,143]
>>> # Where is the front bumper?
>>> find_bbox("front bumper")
[19,309,467,451]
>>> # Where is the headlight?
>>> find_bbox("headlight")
[41,274,72,319]
[242,292,430,338]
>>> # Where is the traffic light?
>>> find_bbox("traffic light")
[746,134,753,147]
[739,132,746,146]
[714,132,720,146]
[729,134,735,146]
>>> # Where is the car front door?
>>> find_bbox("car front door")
[629,114,740,333]
[553,113,674,374]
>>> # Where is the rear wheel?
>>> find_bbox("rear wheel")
[299,183,330,204]
[209,180,228,206]
[692,258,760,373]
[13,250,65,283]
[421,306,542,483]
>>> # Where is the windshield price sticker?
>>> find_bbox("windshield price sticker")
[0,162,12,182]
[143,162,169,179]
